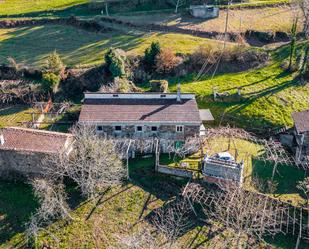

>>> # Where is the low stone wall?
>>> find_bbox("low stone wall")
[157,165,193,178]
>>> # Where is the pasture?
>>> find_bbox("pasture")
[0,157,301,248]
[0,105,34,128]
[0,25,233,68]
[168,41,309,129]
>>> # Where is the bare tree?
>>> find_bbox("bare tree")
[297,0,309,37]
[26,179,71,245]
[297,177,309,206]
[151,198,193,247]
[45,125,127,199]
[112,227,158,249]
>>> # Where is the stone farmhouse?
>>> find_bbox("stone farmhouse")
[0,127,73,177]
[292,110,309,165]
[78,91,214,144]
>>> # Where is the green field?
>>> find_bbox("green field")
[0,0,289,18]
[0,105,34,128]
[167,42,309,129]
[0,0,89,17]
[0,25,233,68]
[0,157,304,249]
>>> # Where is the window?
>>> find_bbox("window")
[114,126,122,132]
[151,126,158,132]
[97,126,103,132]
[136,126,143,132]
[176,125,184,133]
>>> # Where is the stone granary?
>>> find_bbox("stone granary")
[0,127,73,177]
[79,92,214,144]
[292,110,309,165]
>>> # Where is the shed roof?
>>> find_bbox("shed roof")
[0,127,73,154]
[199,109,215,121]
[79,94,202,124]
[292,110,309,134]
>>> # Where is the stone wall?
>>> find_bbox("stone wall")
[0,150,48,178]
[98,124,200,140]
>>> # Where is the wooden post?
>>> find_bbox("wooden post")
[126,140,132,180]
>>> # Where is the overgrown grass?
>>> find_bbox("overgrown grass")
[0,25,231,67]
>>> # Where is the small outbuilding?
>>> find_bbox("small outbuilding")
[189,5,219,19]
[0,127,73,178]
[202,152,244,185]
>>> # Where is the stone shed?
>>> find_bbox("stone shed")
[0,127,73,178]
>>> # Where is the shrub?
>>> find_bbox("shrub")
[45,51,65,75]
[189,45,216,71]
[155,49,182,74]
[149,79,168,93]
[105,48,126,78]
[144,41,161,70]
[41,72,61,93]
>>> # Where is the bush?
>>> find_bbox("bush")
[155,48,182,74]
[41,72,61,93]
[45,51,65,75]
[144,41,161,70]
[105,48,126,78]
[189,45,216,71]
[149,79,168,93]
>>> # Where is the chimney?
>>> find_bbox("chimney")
[177,83,181,102]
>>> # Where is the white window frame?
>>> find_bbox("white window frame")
[176,125,184,133]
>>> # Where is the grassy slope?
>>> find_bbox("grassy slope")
[0,158,303,249]
[0,105,34,128]
[0,25,232,68]
[0,0,88,16]
[168,42,309,129]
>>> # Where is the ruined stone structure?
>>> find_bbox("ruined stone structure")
[0,127,73,178]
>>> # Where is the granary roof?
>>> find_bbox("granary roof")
[0,127,73,154]
[292,110,309,134]
[79,93,202,125]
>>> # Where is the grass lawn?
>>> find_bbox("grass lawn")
[0,25,232,68]
[0,157,304,249]
[0,105,34,128]
[0,0,89,17]
[167,42,309,129]
[115,6,302,33]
